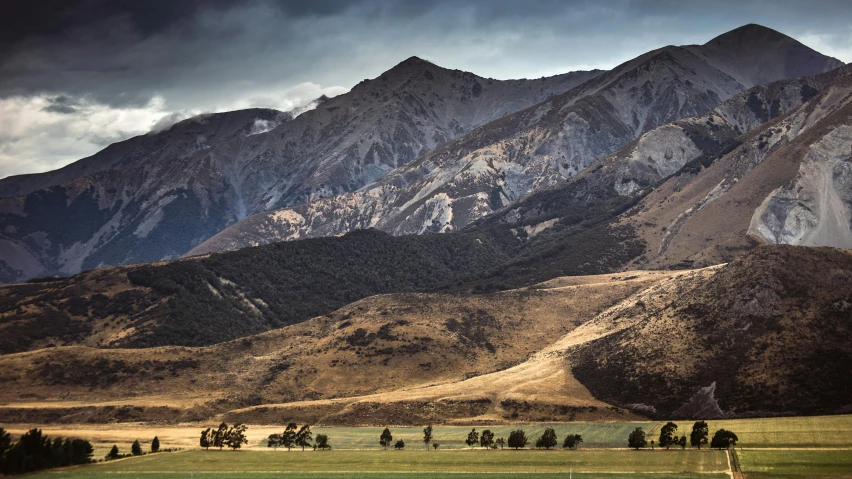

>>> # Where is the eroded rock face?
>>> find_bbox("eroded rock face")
[749,125,852,248]
[0,60,599,283]
[189,27,843,257]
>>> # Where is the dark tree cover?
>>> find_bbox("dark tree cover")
[679,435,687,449]
[267,433,281,450]
[480,430,494,449]
[536,428,558,450]
[131,440,142,456]
[0,429,93,475]
[380,428,393,450]
[691,421,709,450]
[122,229,515,348]
[0,428,11,467]
[200,429,211,450]
[282,423,298,451]
[710,429,739,449]
[315,434,330,450]
[213,423,228,450]
[466,429,479,448]
[423,425,433,450]
[226,423,248,450]
[628,427,647,450]
[295,425,312,451]
[562,434,583,449]
[108,445,120,460]
[394,440,405,450]
[151,436,160,453]
[507,430,528,449]
[659,422,678,450]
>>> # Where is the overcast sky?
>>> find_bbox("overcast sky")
[1,0,850,179]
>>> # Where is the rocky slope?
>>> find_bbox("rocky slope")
[189,24,842,256]
[569,245,852,418]
[0,60,599,284]
[0,108,291,199]
[619,63,852,269]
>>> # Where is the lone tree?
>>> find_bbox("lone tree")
[423,425,433,450]
[315,434,330,450]
[267,434,281,450]
[628,427,647,450]
[466,429,479,448]
[432,443,440,451]
[480,430,494,449]
[659,422,678,450]
[679,435,687,450]
[282,423,298,451]
[151,436,160,453]
[539,428,558,450]
[108,445,120,460]
[295,425,312,451]
[200,429,212,450]
[563,434,583,449]
[380,428,393,450]
[690,421,709,450]
[227,423,248,450]
[131,440,142,456]
[710,429,739,449]
[508,430,528,449]
[495,437,505,450]
[394,439,406,450]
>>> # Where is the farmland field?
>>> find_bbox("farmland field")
[737,450,852,478]
[22,449,730,479]
[6,415,852,479]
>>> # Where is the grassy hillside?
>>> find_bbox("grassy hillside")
[0,270,667,423]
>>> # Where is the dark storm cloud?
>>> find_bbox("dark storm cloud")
[2,0,849,109]
[0,0,849,178]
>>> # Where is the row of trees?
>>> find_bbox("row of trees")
[0,428,94,475]
[267,423,325,451]
[200,423,248,450]
[381,426,583,451]
[628,421,739,450]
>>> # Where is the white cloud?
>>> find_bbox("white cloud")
[0,94,170,178]
[0,82,346,179]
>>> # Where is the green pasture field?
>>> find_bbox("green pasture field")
[301,423,659,449]
[24,449,729,479]
[288,415,852,450]
[737,449,852,478]
[712,415,852,448]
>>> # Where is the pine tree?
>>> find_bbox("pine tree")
[380,428,393,450]
[423,424,433,450]
[131,440,142,456]
[108,445,120,460]
[151,436,160,453]
[200,429,211,450]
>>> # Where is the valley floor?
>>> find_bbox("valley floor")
[7,415,852,479]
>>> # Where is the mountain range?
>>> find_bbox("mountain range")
[0,24,843,283]
[0,23,851,424]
